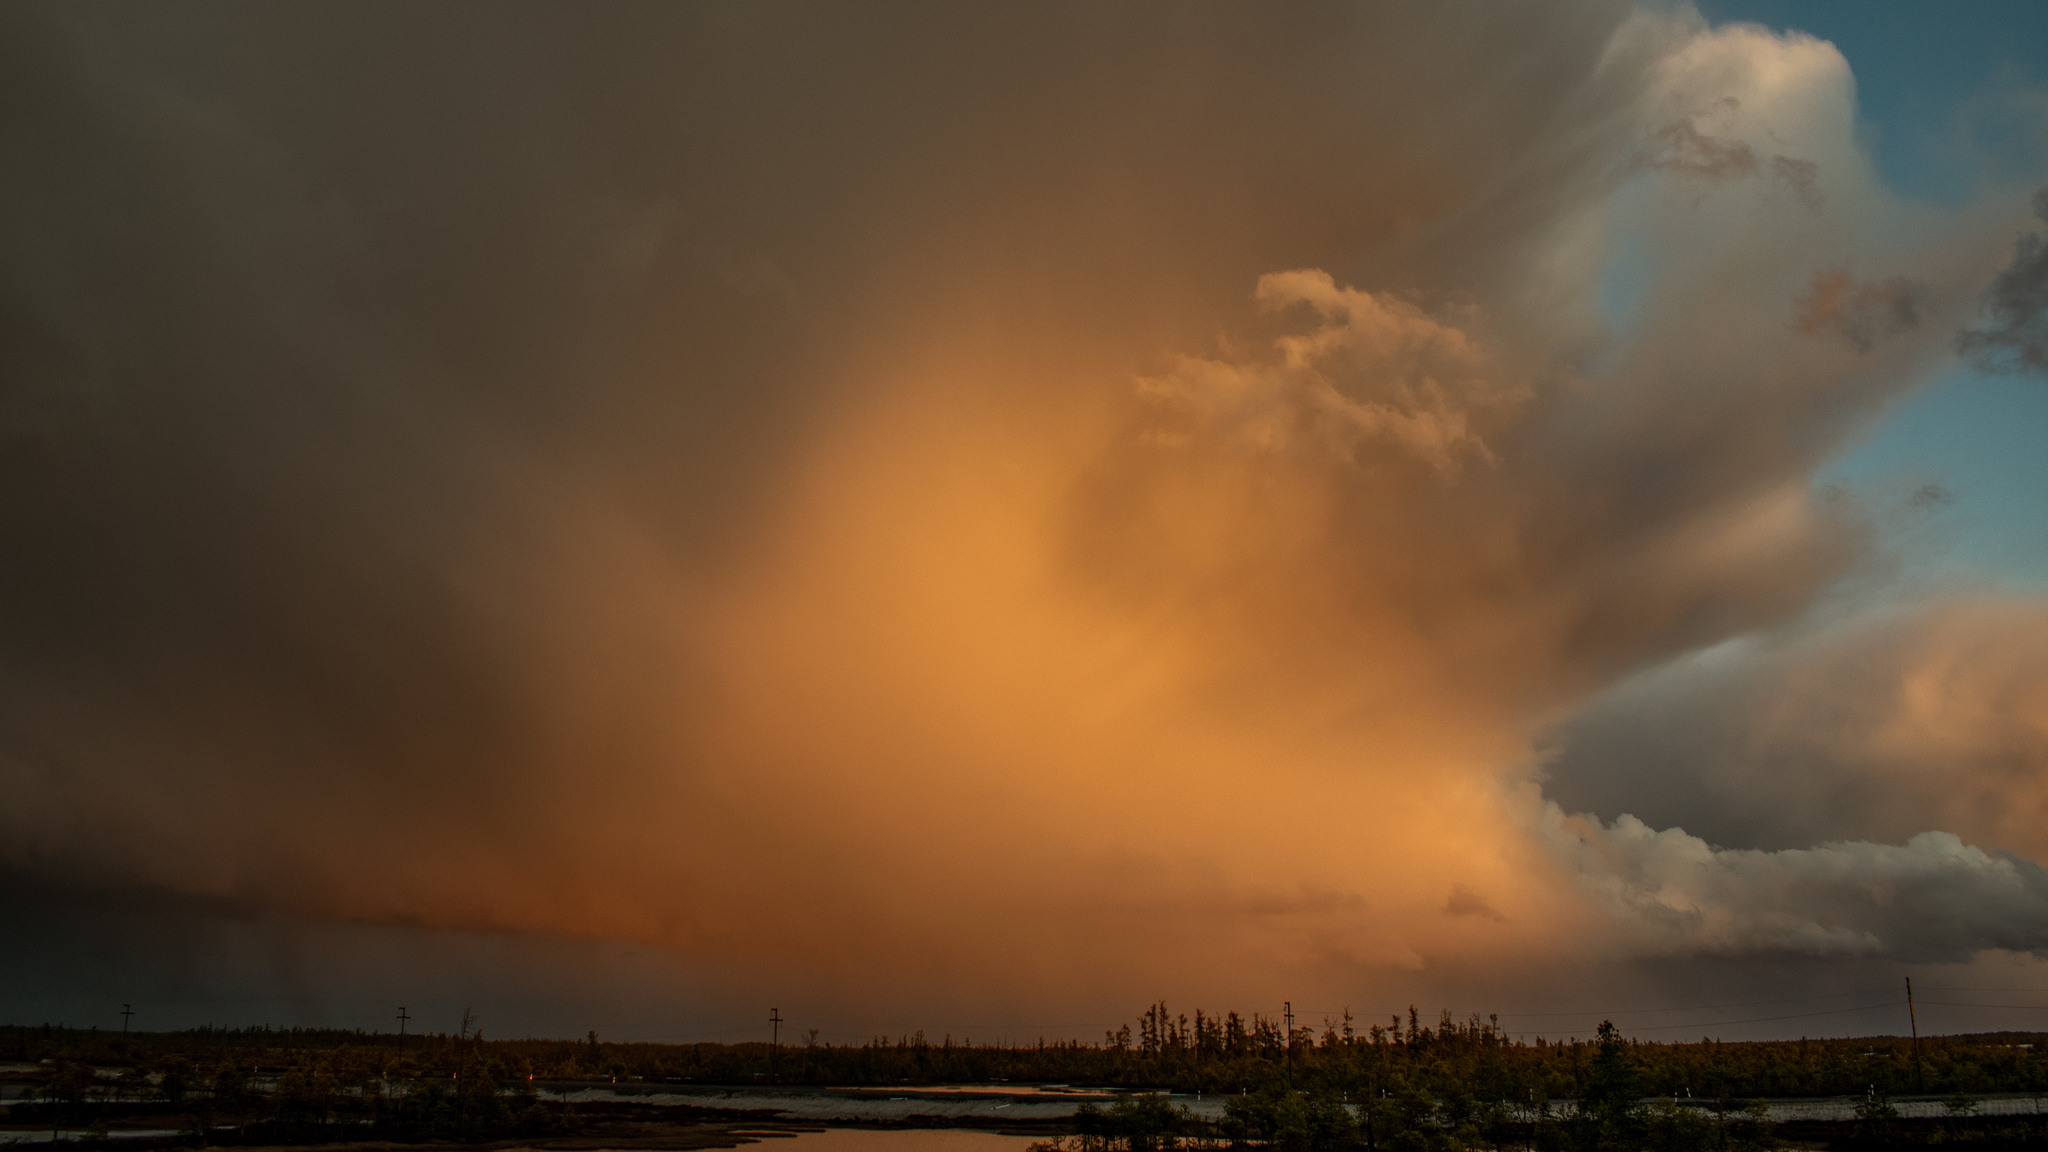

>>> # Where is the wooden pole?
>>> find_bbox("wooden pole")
[1906,979,1923,1095]
[1283,1002,1293,1077]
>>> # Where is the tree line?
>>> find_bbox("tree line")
[6,1007,2047,1098]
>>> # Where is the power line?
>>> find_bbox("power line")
[1486,987,1900,1020]
[1500,1002,1915,1038]
[1322,988,1901,1026]
[599,1026,789,1043]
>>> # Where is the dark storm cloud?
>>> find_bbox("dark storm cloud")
[0,1,840,833]
[0,865,740,1038]
[0,0,1663,974]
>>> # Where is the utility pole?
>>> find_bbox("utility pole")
[120,1004,134,1035]
[1283,1002,1294,1077]
[769,1009,782,1082]
[397,1007,410,1038]
[1906,979,1923,1095]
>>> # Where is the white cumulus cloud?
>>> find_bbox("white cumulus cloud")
[1545,804,2048,962]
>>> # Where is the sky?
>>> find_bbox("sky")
[5,1,2048,1048]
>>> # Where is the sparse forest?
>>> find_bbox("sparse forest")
[5,1005,2048,1149]
[13,1003,2040,1099]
